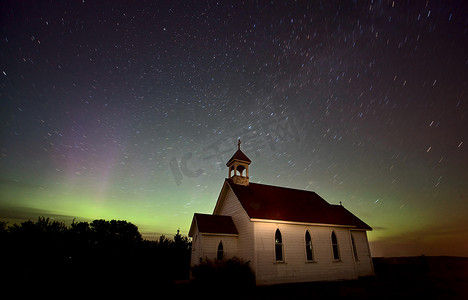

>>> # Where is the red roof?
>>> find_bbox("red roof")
[192,213,238,235]
[226,149,251,166]
[226,179,372,230]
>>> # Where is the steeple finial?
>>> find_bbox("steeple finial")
[238,139,241,150]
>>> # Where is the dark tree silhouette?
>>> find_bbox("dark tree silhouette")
[0,217,192,292]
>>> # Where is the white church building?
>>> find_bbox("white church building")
[189,141,374,285]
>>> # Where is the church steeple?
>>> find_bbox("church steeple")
[226,139,251,186]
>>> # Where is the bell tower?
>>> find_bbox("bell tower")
[226,139,251,186]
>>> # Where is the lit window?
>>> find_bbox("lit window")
[217,241,224,260]
[305,231,314,261]
[331,231,340,260]
[275,229,283,262]
[351,233,359,261]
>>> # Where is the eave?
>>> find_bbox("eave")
[249,218,372,231]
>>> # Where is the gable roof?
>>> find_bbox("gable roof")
[226,179,372,230]
[189,213,238,237]
[226,149,251,166]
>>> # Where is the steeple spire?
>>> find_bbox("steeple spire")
[238,139,241,150]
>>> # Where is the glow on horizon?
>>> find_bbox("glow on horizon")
[2,166,467,257]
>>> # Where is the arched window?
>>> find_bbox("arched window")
[275,229,283,262]
[305,231,314,262]
[351,233,359,261]
[217,241,224,260]
[331,231,340,260]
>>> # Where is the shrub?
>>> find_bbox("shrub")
[191,257,255,288]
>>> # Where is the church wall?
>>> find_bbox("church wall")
[215,186,255,267]
[350,230,375,277]
[199,234,238,262]
[190,230,239,266]
[254,222,362,285]
[190,227,202,267]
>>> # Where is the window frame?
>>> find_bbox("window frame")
[217,241,224,261]
[351,233,359,261]
[305,230,315,262]
[274,228,284,262]
[331,231,341,261]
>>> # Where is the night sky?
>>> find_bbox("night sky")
[1,1,467,257]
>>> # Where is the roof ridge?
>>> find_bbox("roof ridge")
[248,180,320,195]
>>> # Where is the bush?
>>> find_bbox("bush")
[191,257,255,288]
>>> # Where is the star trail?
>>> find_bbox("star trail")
[1,0,467,256]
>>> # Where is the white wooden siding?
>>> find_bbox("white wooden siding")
[215,186,255,268]
[190,231,239,265]
[190,228,201,267]
[350,230,375,276]
[199,235,238,262]
[254,222,361,285]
